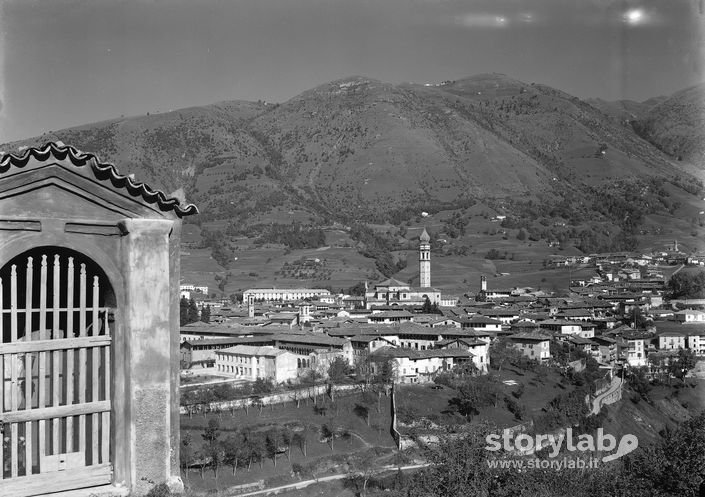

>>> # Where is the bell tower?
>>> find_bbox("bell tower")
[419,227,431,288]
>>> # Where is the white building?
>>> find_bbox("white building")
[215,345,299,383]
[243,288,332,302]
[623,332,651,367]
[180,284,209,294]
[507,333,551,361]
[370,347,475,384]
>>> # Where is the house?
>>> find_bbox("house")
[368,310,415,324]
[180,336,272,364]
[674,309,705,323]
[436,337,490,372]
[507,333,551,361]
[622,331,653,367]
[458,315,503,332]
[370,347,475,384]
[657,331,687,351]
[565,335,594,354]
[215,345,299,383]
[686,328,705,356]
[273,333,354,365]
[478,308,522,324]
[590,336,618,364]
[349,335,399,359]
[538,319,582,335]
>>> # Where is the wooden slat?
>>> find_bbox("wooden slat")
[0,401,110,424]
[0,336,112,355]
[78,264,86,458]
[10,265,19,477]
[0,354,3,479]
[10,264,17,343]
[66,258,74,452]
[24,258,33,476]
[91,277,100,464]
[0,276,3,342]
[101,345,110,464]
[37,256,48,463]
[52,256,60,454]
[0,463,112,497]
[38,256,47,341]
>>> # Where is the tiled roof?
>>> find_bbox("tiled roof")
[220,345,288,357]
[508,332,550,342]
[374,277,409,288]
[1,142,198,217]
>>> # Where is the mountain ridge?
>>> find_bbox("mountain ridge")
[3,73,703,256]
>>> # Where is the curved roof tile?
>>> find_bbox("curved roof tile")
[0,142,198,217]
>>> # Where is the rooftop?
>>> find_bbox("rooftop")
[1,142,198,216]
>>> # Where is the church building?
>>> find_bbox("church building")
[365,228,442,308]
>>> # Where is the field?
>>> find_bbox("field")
[181,389,397,493]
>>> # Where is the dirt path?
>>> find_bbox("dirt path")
[234,463,431,497]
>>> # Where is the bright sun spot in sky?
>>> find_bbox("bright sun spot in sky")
[624,8,645,25]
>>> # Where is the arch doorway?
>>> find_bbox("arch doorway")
[0,247,114,495]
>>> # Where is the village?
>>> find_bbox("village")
[178,234,705,387]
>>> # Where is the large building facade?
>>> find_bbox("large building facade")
[243,288,331,302]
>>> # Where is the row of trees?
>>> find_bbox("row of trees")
[179,297,211,326]
[182,418,310,479]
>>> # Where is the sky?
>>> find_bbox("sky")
[1,0,703,142]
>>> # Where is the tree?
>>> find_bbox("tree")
[200,304,211,323]
[667,270,705,299]
[180,296,191,326]
[321,423,335,451]
[346,454,376,496]
[201,418,222,477]
[281,428,293,462]
[627,412,705,496]
[354,403,371,426]
[180,433,194,480]
[446,396,479,420]
[348,281,367,297]
[244,432,265,470]
[252,377,274,395]
[293,425,309,457]
[222,432,245,475]
[265,428,284,467]
[670,348,697,383]
[327,357,349,383]
[489,339,522,373]
[187,298,199,323]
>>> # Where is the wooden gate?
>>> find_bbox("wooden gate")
[0,252,113,496]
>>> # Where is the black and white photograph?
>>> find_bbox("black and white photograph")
[0,1,704,496]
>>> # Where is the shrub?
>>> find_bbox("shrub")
[146,483,171,497]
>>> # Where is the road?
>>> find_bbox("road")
[590,376,623,415]
[234,463,431,497]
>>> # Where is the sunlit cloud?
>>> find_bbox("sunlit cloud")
[455,13,510,28]
[621,7,660,26]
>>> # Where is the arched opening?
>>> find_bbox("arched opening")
[1,246,116,343]
[0,246,115,485]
